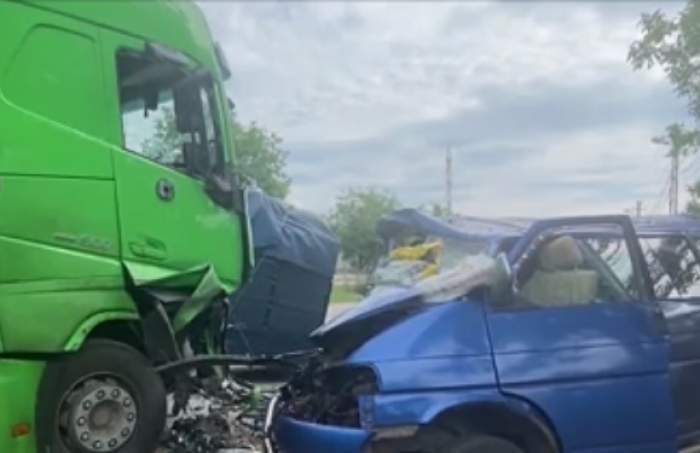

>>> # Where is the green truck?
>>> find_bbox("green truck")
[0,1,275,452]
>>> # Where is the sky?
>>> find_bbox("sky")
[199,1,693,218]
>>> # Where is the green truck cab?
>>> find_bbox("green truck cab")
[0,1,245,452]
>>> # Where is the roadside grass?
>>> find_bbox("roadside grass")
[329,284,362,304]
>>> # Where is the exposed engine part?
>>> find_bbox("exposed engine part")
[155,342,317,452]
[276,358,378,428]
[160,375,276,453]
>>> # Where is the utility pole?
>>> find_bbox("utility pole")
[636,200,642,218]
[670,152,679,215]
[445,146,453,219]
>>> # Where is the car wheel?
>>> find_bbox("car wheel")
[445,434,525,453]
[36,339,166,453]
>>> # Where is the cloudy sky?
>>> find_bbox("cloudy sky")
[200,1,692,217]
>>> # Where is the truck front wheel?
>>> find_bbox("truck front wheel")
[36,339,166,453]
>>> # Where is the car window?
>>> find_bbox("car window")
[640,236,700,299]
[581,237,637,298]
[515,226,638,307]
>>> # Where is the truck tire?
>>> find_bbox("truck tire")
[36,339,166,453]
[445,434,525,453]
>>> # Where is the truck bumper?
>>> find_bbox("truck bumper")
[0,359,44,453]
[272,416,372,453]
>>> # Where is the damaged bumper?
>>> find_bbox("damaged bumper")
[264,364,377,453]
[272,416,372,453]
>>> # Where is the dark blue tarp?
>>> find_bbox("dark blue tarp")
[377,209,471,242]
[377,208,526,242]
[225,190,339,356]
[244,190,338,276]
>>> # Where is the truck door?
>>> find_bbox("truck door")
[100,33,244,287]
[638,234,700,445]
[487,217,676,453]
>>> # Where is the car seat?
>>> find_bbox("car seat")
[521,235,599,307]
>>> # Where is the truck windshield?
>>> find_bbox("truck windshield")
[117,50,223,176]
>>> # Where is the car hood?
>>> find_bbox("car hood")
[311,254,505,357]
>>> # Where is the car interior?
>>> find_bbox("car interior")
[516,234,634,307]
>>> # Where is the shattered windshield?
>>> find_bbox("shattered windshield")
[369,236,493,294]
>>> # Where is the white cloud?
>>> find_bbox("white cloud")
[200,1,689,217]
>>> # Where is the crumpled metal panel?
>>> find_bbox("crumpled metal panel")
[124,262,230,362]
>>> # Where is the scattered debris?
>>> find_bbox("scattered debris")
[160,375,276,453]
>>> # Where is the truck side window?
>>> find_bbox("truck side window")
[640,236,700,299]
[116,50,221,175]
[120,89,185,167]
[515,228,637,307]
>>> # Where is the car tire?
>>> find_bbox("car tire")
[445,434,525,453]
[36,339,166,453]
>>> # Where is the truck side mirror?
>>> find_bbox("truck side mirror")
[183,142,209,179]
[173,84,203,133]
[204,168,235,210]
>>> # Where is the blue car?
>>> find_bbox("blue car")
[268,213,700,453]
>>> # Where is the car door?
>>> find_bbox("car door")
[639,233,700,446]
[100,31,244,288]
[487,216,676,453]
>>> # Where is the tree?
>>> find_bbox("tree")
[232,119,291,199]
[651,123,700,159]
[329,188,401,274]
[629,3,700,121]
[629,2,700,212]
[688,180,700,215]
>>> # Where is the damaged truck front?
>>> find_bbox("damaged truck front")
[0,2,336,453]
[270,214,700,453]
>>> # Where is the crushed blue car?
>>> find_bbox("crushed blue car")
[267,212,700,453]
